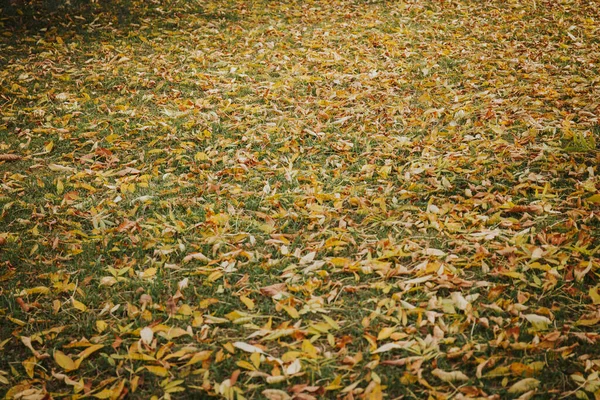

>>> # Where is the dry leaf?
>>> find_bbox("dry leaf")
[508,378,540,394]
[432,369,469,382]
[0,154,22,161]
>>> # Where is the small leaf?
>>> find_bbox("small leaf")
[0,154,22,161]
[260,283,286,298]
[299,251,316,264]
[240,295,255,310]
[586,194,600,204]
[140,327,154,345]
[524,314,551,331]
[372,342,409,354]
[75,344,104,368]
[96,320,108,333]
[233,342,265,354]
[54,350,77,371]
[184,351,212,366]
[194,152,209,161]
[262,389,291,400]
[377,327,396,341]
[72,298,87,312]
[145,365,168,376]
[183,252,210,263]
[282,304,299,319]
[432,368,469,382]
[508,378,540,394]
[285,359,301,375]
[589,286,600,305]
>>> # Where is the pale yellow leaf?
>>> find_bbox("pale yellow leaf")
[508,378,540,394]
[233,342,265,354]
[432,368,469,382]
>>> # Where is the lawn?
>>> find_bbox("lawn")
[1,0,599,398]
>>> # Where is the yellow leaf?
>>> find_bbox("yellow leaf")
[93,388,114,399]
[184,351,212,366]
[301,340,318,358]
[177,304,193,316]
[54,350,77,371]
[282,351,302,363]
[219,343,234,354]
[125,353,156,361]
[105,134,119,143]
[208,270,223,282]
[263,328,296,341]
[145,365,168,376]
[194,152,209,161]
[377,327,396,341]
[323,315,340,330]
[22,286,50,295]
[329,257,352,267]
[378,165,391,178]
[590,286,600,304]
[75,344,104,368]
[586,194,600,204]
[499,271,525,280]
[325,374,343,390]
[251,351,261,368]
[0,338,10,351]
[236,360,256,370]
[8,316,26,326]
[131,375,140,393]
[45,141,54,153]
[23,356,36,378]
[240,295,255,310]
[158,327,190,340]
[53,299,61,314]
[576,317,600,326]
[282,305,299,319]
[96,320,108,333]
[141,268,157,278]
[72,298,87,312]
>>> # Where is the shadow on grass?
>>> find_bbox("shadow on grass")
[0,0,240,38]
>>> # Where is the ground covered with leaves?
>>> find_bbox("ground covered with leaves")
[1,0,599,398]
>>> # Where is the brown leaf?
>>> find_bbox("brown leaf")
[260,283,287,297]
[0,154,22,161]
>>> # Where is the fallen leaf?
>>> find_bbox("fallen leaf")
[432,368,469,382]
[508,378,540,394]
[54,350,76,371]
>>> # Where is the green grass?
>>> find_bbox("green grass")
[1,0,600,398]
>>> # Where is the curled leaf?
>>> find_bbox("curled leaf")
[432,368,469,382]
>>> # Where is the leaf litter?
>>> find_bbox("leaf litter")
[1,0,600,398]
